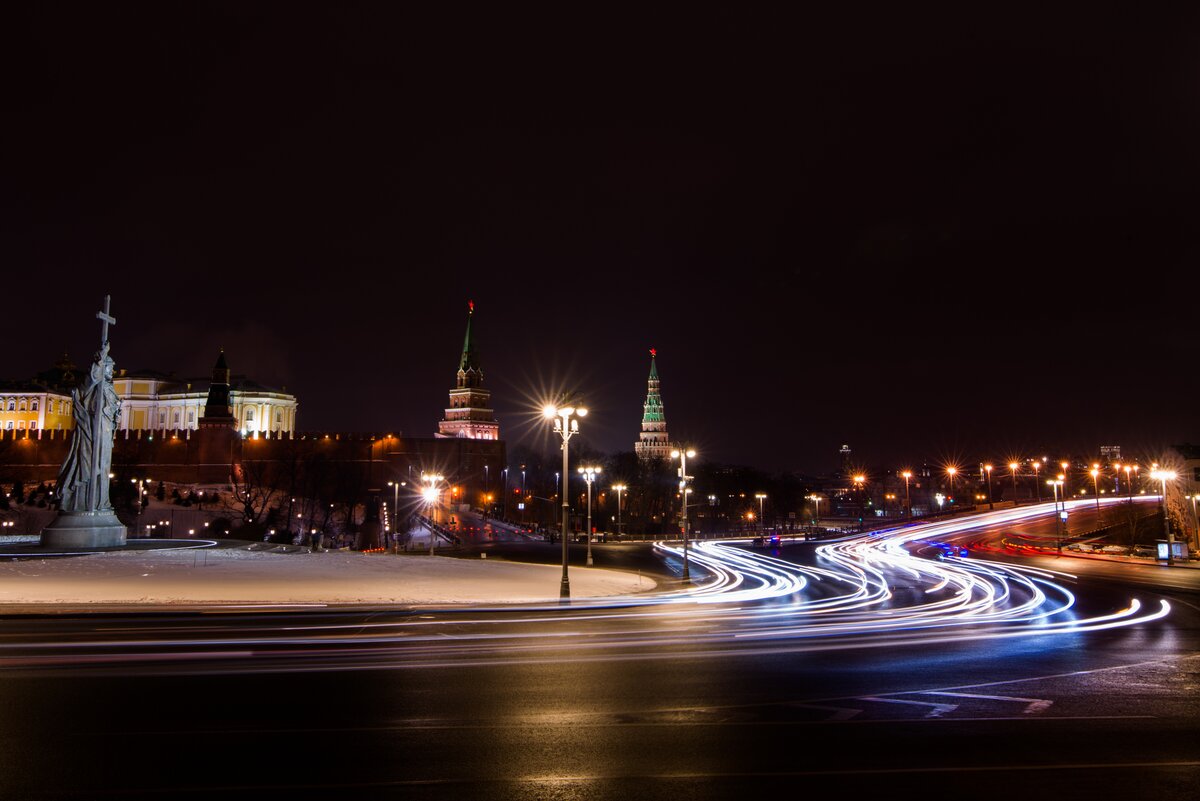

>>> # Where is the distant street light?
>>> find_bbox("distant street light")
[1048,478,1065,555]
[671,447,697,581]
[946,466,957,497]
[853,474,866,530]
[901,471,913,518]
[1187,493,1200,551]
[544,402,587,600]
[612,484,627,541]
[1090,466,1101,511]
[984,464,994,510]
[1031,460,1042,502]
[421,473,444,556]
[755,493,767,532]
[578,466,601,566]
[387,480,404,552]
[807,494,822,525]
[1008,462,1020,505]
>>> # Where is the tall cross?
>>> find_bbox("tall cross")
[96,294,116,346]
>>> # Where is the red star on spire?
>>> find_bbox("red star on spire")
[649,348,656,358]
[469,299,474,313]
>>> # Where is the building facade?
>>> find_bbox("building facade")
[2,352,297,437]
[635,349,671,460]
[0,384,74,432]
[437,302,500,440]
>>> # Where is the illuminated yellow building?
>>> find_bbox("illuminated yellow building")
[0,383,74,433]
[112,352,298,435]
[1,351,297,437]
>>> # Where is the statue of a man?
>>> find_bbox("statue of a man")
[57,342,121,513]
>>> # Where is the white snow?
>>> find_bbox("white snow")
[0,547,657,606]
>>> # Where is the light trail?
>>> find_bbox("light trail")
[0,499,1170,674]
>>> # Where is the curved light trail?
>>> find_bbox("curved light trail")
[0,499,1170,675]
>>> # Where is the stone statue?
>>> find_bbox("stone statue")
[56,341,121,512]
[40,295,128,548]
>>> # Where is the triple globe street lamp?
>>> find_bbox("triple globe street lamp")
[671,447,696,582]
[578,465,601,566]
[544,401,587,600]
[612,483,627,541]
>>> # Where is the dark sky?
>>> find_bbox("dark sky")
[3,6,1198,473]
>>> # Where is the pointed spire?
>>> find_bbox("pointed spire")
[203,348,233,422]
[459,300,480,373]
[636,348,670,459]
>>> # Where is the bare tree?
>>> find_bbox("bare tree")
[225,459,278,528]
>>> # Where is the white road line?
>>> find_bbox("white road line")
[858,696,958,717]
[918,691,1052,714]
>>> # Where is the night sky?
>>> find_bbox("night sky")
[4,7,1198,473]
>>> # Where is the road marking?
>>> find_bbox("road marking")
[858,696,958,717]
[917,691,1052,714]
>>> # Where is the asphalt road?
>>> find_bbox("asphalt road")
[0,504,1197,800]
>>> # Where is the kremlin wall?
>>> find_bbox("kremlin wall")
[0,305,505,511]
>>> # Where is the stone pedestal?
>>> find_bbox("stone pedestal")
[40,512,128,549]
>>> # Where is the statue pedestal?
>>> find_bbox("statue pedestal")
[40,512,128,549]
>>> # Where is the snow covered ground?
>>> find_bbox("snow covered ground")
[0,546,658,606]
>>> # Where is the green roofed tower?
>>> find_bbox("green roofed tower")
[437,301,499,440]
[635,348,671,460]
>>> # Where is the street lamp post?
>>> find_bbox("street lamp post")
[854,474,866,530]
[387,480,402,552]
[1090,465,1101,511]
[421,473,444,556]
[1150,468,1177,565]
[1031,460,1042,502]
[808,494,822,526]
[901,471,912,518]
[1188,493,1200,551]
[946,466,957,499]
[984,464,994,510]
[671,447,697,582]
[544,402,587,600]
[578,466,601,566]
[502,467,509,519]
[1048,478,1064,555]
[755,493,767,533]
[612,484,626,541]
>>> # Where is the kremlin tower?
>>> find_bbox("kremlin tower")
[634,348,671,460]
[437,301,499,440]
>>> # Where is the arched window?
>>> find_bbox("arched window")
[30,399,39,411]
[245,408,255,422]
[158,411,166,427]
[187,411,195,423]
[173,411,180,426]
[5,400,13,411]
[18,399,27,411]
[275,410,282,423]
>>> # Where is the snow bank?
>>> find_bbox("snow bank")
[0,548,657,606]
